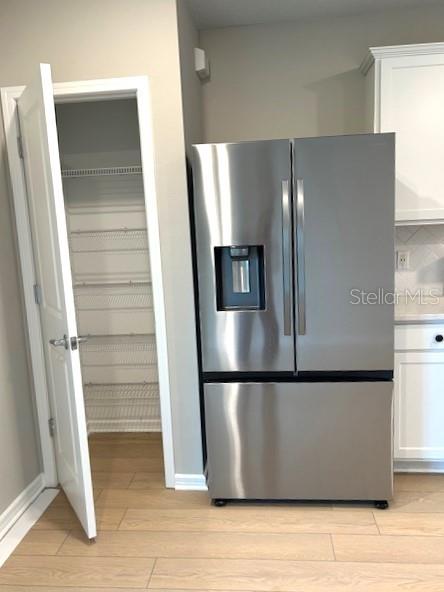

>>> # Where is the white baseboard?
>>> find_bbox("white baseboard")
[0,475,58,567]
[394,459,444,473]
[0,473,44,541]
[175,473,207,491]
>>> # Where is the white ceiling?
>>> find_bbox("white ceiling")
[186,0,442,29]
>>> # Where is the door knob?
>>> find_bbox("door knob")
[49,334,69,349]
[70,335,89,350]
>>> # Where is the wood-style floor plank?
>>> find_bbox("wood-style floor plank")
[129,472,167,489]
[149,557,444,591]
[0,584,142,592]
[89,432,162,443]
[50,488,102,507]
[88,442,163,458]
[90,456,163,473]
[91,471,136,489]
[384,491,444,513]
[33,506,126,531]
[377,491,430,512]
[394,473,444,492]
[0,556,154,588]
[5,434,444,592]
[333,533,444,563]
[95,488,209,509]
[375,511,444,536]
[333,491,444,512]
[58,529,334,561]
[13,530,68,556]
[120,507,379,534]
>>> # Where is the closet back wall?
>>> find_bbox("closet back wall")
[57,99,161,434]
[0,0,202,509]
[200,3,444,142]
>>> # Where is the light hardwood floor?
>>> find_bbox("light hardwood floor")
[2,433,444,590]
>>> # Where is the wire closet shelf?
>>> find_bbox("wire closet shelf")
[61,165,143,178]
[63,162,160,433]
[70,227,148,253]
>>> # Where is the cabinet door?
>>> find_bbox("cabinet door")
[394,351,444,460]
[379,54,444,222]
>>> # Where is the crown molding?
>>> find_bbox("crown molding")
[360,42,444,75]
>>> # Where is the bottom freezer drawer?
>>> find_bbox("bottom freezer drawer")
[204,381,393,501]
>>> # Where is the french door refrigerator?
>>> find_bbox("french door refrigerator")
[191,134,395,507]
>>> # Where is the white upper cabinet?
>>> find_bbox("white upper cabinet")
[362,43,444,224]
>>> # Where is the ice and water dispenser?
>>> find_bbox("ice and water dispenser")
[214,246,265,311]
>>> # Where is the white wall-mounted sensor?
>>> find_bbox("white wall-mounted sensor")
[195,47,210,81]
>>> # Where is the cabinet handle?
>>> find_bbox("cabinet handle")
[435,334,443,343]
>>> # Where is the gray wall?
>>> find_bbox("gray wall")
[56,99,142,169]
[0,174,41,516]
[177,0,204,152]
[200,4,444,142]
[0,0,203,507]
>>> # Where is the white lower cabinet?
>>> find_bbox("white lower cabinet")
[394,350,444,461]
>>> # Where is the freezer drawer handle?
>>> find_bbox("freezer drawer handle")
[296,178,306,335]
[281,180,292,336]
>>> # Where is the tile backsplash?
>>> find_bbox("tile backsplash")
[395,225,444,296]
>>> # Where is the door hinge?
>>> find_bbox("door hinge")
[17,135,24,159]
[48,417,56,437]
[33,283,42,305]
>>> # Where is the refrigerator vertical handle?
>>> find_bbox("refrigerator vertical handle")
[296,178,306,335]
[281,180,292,336]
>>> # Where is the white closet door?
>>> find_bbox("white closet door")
[18,63,96,539]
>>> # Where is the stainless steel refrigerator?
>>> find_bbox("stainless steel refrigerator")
[191,134,395,507]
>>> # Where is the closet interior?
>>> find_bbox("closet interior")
[55,99,161,438]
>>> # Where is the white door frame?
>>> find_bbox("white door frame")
[1,75,176,488]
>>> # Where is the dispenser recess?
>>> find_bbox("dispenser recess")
[214,245,265,311]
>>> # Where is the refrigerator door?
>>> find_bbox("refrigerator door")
[192,140,295,373]
[204,381,393,500]
[293,133,395,372]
